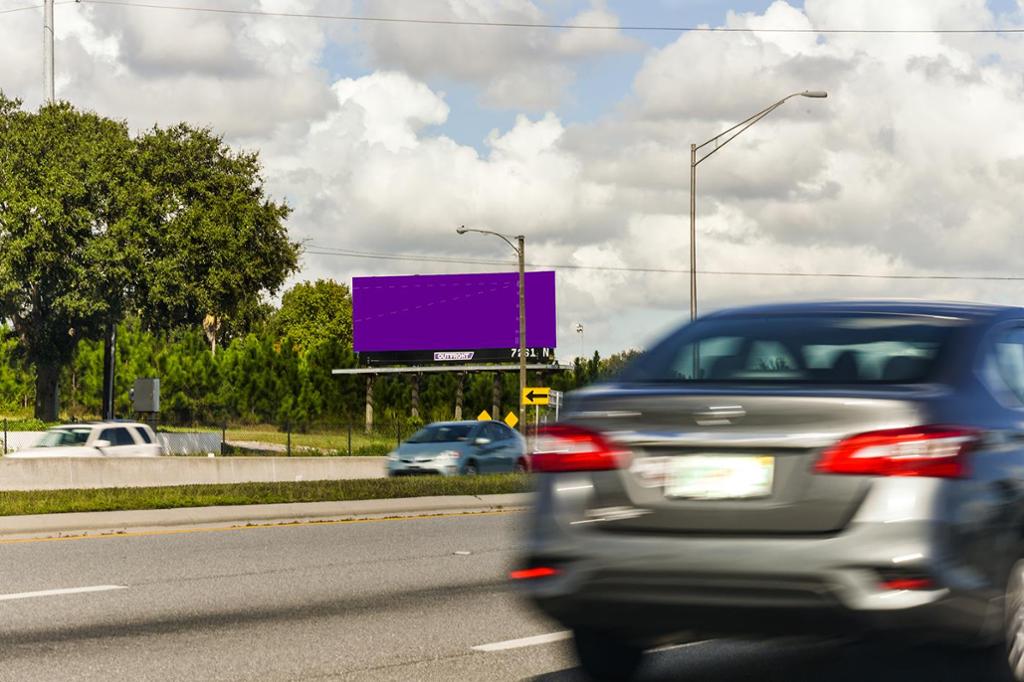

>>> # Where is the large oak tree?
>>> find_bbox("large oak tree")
[0,95,299,420]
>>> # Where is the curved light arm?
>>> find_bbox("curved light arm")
[456,225,523,254]
[693,90,827,168]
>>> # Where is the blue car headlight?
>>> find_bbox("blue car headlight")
[435,450,460,465]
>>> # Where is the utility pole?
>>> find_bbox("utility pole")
[101,322,116,420]
[43,0,55,102]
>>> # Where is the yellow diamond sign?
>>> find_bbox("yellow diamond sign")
[504,411,519,429]
[477,410,492,421]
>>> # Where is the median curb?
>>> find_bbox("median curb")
[0,493,532,540]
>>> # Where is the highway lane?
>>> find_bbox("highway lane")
[0,511,1003,681]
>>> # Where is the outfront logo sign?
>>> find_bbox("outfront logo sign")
[433,351,475,362]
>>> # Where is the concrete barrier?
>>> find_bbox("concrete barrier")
[0,456,387,491]
[2,431,221,456]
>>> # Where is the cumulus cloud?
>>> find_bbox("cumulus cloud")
[0,0,342,136]
[351,0,636,110]
[4,0,1024,358]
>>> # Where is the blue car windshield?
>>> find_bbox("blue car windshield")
[620,314,964,384]
[406,425,473,443]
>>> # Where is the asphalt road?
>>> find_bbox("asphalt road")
[0,511,1005,681]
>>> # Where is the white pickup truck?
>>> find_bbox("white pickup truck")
[7,421,164,457]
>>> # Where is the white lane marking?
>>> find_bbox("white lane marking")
[0,585,128,602]
[473,631,572,652]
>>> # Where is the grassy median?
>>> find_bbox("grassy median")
[0,474,530,517]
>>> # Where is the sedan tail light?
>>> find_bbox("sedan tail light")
[815,425,979,479]
[530,425,629,473]
[509,566,560,580]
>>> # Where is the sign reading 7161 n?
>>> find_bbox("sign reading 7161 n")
[522,387,551,406]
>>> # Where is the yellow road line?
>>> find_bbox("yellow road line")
[0,508,523,545]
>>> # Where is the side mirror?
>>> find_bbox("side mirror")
[93,440,111,450]
[474,437,491,446]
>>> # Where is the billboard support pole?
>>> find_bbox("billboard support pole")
[492,373,501,421]
[454,372,464,421]
[410,373,420,420]
[365,375,374,434]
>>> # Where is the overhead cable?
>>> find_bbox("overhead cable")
[76,0,1024,35]
[305,245,1024,282]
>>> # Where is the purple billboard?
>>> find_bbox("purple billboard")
[353,272,556,365]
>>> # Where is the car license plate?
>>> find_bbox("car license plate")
[666,455,774,500]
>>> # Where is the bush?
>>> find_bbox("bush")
[2,418,49,432]
[354,443,393,456]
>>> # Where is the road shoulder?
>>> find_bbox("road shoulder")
[0,493,531,540]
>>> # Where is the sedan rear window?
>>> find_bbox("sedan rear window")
[406,425,473,443]
[622,314,964,384]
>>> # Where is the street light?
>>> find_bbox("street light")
[457,226,527,433]
[689,90,828,321]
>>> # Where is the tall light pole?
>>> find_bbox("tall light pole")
[43,0,54,102]
[457,226,527,433]
[689,90,827,321]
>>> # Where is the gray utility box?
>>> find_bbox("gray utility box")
[133,378,160,413]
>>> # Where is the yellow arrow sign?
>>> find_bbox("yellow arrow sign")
[521,387,551,406]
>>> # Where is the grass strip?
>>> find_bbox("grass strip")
[0,474,530,517]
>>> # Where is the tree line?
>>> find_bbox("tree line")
[0,95,298,420]
[0,277,640,431]
[0,97,642,429]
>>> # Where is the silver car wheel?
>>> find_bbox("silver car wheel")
[1007,560,1024,680]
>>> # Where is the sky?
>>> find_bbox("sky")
[2,0,1024,360]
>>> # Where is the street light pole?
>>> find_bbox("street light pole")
[689,90,827,321]
[457,226,528,434]
[689,143,697,322]
[517,235,526,434]
[43,0,54,102]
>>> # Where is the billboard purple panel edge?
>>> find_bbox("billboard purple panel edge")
[352,271,556,353]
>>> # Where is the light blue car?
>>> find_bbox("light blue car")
[386,420,527,476]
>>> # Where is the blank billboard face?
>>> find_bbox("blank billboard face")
[352,272,556,358]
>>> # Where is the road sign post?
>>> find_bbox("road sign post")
[550,390,563,421]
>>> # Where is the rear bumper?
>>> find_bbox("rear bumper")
[524,560,991,646]
[519,479,1000,647]
[387,462,457,476]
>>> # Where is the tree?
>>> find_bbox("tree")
[127,124,298,346]
[599,349,644,380]
[268,279,353,355]
[0,96,299,419]
[0,325,32,414]
[0,96,135,419]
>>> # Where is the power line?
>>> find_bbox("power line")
[305,245,1024,282]
[0,0,74,16]
[0,3,42,14]
[75,0,1024,35]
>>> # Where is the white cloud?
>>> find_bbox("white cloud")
[557,5,642,58]
[352,0,636,110]
[0,0,342,136]
[5,0,1024,359]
